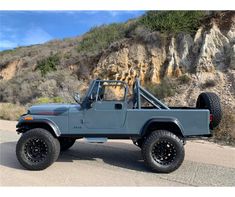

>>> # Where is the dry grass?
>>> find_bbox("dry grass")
[212,107,235,146]
[0,103,26,121]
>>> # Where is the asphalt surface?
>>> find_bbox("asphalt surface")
[0,120,235,186]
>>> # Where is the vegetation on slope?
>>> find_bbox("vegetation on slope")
[146,78,177,99]
[77,23,127,54]
[76,11,205,54]
[36,54,60,76]
[140,11,205,34]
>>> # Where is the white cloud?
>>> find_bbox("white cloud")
[22,27,53,45]
[0,25,53,51]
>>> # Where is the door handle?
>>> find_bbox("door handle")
[115,103,122,110]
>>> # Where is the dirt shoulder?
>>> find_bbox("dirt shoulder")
[0,119,18,132]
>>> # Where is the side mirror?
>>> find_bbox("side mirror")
[73,93,81,103]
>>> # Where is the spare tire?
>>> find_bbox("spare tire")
[196,92,222,129]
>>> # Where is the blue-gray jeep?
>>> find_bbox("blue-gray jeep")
[16,78,222,173]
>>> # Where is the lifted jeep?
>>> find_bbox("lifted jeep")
[16,78,222,173]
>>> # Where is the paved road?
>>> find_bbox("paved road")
[0,120,235,186]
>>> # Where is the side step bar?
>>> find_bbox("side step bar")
[84,137,108,143]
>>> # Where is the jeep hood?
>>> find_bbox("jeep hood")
[28,103,80,115]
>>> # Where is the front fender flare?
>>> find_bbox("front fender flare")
[16,118,61,137]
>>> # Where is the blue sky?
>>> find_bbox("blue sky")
[0,11,144,51]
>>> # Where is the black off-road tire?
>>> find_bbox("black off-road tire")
[16,128,60,170]
[59,137,76,151]
[196,92,222,129]
[142,130,185,173]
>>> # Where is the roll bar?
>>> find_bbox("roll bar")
[133,78,170,110]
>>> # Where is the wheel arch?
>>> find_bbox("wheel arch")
[141,118,184,139]
[16,119,61,137]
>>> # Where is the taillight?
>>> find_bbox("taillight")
[210,114,213,122]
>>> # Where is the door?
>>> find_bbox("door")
[84,81,127,129]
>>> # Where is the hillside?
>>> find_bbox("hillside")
[0,11,235,144]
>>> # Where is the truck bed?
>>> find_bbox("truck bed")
[125,108,210,137]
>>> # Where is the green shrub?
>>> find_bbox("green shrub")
[140,11,205,34]
[63,52,72,59]
[178,74,191,84]
[34,97,65,104]
[145,78,177,99]
[36,54,60,76]
[201,79,216,89]
[77,23,134,54]
[53,97,64,103]
[34,97,52,104]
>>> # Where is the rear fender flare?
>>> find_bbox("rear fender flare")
[141,117,184,137]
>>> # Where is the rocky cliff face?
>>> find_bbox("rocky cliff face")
[92,12,235,108]
[94,17,235,83]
